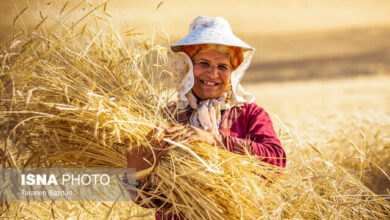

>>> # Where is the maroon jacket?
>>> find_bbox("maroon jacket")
[176,103,286,167]
[134,103,286,219]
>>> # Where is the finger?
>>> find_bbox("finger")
[188,136,202,144]
[185,125,200,134]
[154,123,165,136]
[155,139,171,158]
[165,124,184,134]
[125,147,132,157]
[184,124,196,130]
[146,124,162,138]
[156,146,169,158]
[124,138,130,147]
[187,136,195,144]
[157,141,169,153]
[146,129,154,140]
[168,126,191,139]
[168,133,184,143]
[148,132,162,146]
[159,138,171,150]
[189,134,214,145]
[156,130,167,143]
[191,125,207,134]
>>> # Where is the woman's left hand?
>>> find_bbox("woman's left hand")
[164,124,225,149]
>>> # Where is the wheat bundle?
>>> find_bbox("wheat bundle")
[1,1,390,219]
[0,2,279,219]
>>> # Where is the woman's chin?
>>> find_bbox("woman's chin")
[193,86,225,100]
[197,92,221,100]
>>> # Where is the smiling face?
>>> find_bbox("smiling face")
[192,49,232,100]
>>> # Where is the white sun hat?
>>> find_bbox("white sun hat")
[169,16,255,109]
[171,16,253,51]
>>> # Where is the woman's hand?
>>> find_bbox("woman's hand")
[125,126,169,175]
[125,124,225,179]
[165,124,225,149]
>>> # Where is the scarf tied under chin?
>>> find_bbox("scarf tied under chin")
[186,90,231,134]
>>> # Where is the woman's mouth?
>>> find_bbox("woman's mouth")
[200,79,220,87]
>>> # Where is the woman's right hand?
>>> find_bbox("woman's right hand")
[125,126,171,175]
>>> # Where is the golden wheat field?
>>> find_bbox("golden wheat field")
[1,0,390,219]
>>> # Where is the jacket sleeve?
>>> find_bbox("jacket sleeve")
[221,105,286,168]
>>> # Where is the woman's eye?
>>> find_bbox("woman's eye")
[199,62,209,67]
[218,65,228,70]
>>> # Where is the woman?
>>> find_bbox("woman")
[126,16,286,219]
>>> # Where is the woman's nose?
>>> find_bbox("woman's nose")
[207,66,218,77]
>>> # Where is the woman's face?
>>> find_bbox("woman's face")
[192,49,232,100]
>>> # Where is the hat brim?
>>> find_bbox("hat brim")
[171,27,253,52]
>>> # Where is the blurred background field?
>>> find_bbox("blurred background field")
[1,0,389,218]
[247,76,390,196]
[1,0,390,82]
